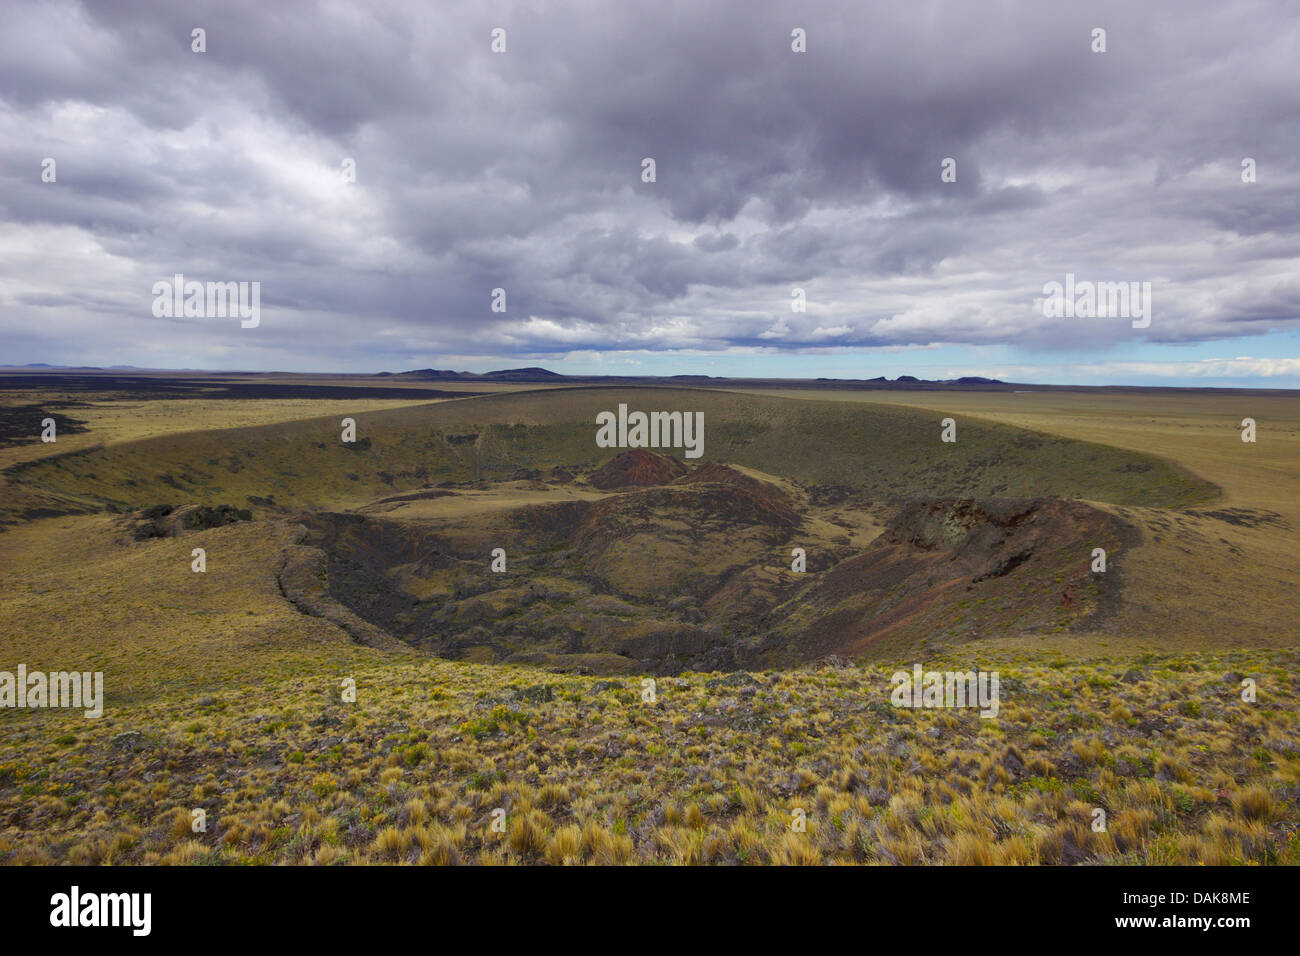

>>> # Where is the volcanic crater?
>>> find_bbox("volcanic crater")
[288,448,1137,674]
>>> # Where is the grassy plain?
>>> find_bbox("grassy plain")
[0,382,1296,865]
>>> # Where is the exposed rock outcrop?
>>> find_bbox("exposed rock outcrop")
[588,449,687,489]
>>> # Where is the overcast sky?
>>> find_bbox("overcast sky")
[2,0,1298,385]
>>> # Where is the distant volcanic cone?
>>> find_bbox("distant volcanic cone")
[589,449,688,489]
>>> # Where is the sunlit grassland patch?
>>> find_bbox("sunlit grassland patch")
[1,649,1294,865]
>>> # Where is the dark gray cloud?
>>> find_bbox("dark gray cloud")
[1,0,1298,373]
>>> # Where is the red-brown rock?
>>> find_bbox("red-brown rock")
[589,449,688,489]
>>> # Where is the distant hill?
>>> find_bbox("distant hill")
[484,367,566,381]
[3,363,1011,390]
[388,368,473,380]
[381,366,1006,387]
[387,367,563,382]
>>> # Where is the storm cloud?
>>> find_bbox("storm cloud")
[1,0,1298,378]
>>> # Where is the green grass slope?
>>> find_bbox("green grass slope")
[9,388,1217,515]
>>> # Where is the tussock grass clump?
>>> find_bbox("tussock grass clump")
[0,649,1296,866]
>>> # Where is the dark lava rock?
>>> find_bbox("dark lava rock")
[182,504,252,530]
[512,684,554,704]
[1054,752,1088,780]
[865,787,891,807]
[109,731,153,756]
[1001,745,1028,779]
[705,671,762,690]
